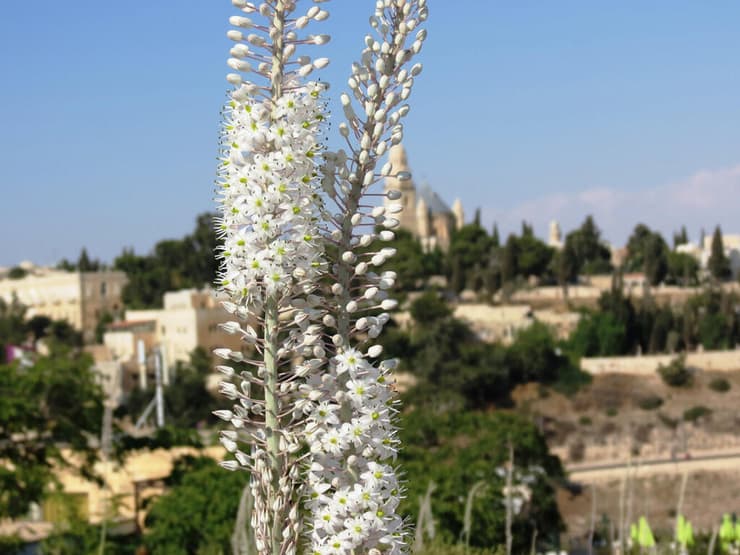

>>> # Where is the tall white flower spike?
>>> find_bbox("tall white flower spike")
[215,2,332,555]
[303,1,428,555]
[215,1,427,554]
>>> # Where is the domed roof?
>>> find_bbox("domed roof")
[418,183,451,215]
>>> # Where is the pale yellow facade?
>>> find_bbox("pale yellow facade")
[124,288,244,367]
[0,269,127,343]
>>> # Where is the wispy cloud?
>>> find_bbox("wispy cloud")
[487,164,740,246]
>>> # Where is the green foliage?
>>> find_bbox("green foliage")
[449,224,494,282]
[563,216,612,277]
[514,226,554,278]
[657,412,678,429]
[506,322,567,384]
[708,225,732,281]
[709,377,731,393]
[144,456,249,555]
[114,213,219,308]
[623,224,671,284]
[683,405,711,423]
[410,291,452,326]
[658,355,692,387]
[568,311,629,357]
[7,266,28,279]
[0,354,103,518]
[667,251,699,286]
[0,534,24,553]
[76,247,101,272]
[0,296,28,348]
[399,410,563,552]
[94,311,115,343]
[400,314,576,410]
[673,226,689,249]
[637,395,663,411]
[567,285,740,358]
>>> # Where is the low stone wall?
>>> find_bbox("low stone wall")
[581,349,740,375]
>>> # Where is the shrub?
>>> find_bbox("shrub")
[638,395,663,411]
[709,377,731,393]
[658,355,692,387]
[605,407,618,417]
[579,415,592,426]
[683,405,712,423]
[657,412,678,429]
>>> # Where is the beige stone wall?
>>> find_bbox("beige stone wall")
[126,288,243,366]
[0,270,127,342]
[55,446,225,526]
[581,350,740,376]
[453,303,580,343]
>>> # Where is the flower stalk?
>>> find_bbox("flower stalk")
[214,1,427,555]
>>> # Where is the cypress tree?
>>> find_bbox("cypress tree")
[708,225,731,280]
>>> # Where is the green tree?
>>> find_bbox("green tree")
[666,251,699,286]
[0,354,103,518]
[500,234,519,284]
[563,216,612,276]
[516,228,554,279]
[0,297,29,349]
[624,224,653,271]
[491,223,500,248]
[673,226,689,249]
[506,322,568,384]
[400,411,564,552]
[625,224,669,284]
[643,232,669,285]
[708,225,732,281]
[448,223,493,290]
[144,456,249,554]
[114,213,221,308]
[77,248,100,272]
[7,266,28,279]
[410,291,452,326]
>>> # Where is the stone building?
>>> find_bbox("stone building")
[122,288,244,369]
[383,144,463,252]
[548,220,563,250]
[675,232,740,278]
[0,266,128,343]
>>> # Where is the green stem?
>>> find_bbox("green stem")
[264,296,281,555]
[267,4,286,555]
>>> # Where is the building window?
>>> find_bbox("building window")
[161,326,166,335]
[100,282,107,296]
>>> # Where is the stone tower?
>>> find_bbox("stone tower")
[548,220,563,249]
[452,198,465,230]
[384,144,417,234]
[416,196,430,238]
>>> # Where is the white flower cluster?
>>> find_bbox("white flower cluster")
[216,82,326,304]
[213,1,428,554]
[303,348,404,555]
[300,1,428,554]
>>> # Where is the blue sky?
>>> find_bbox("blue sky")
[2,1,740,267]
